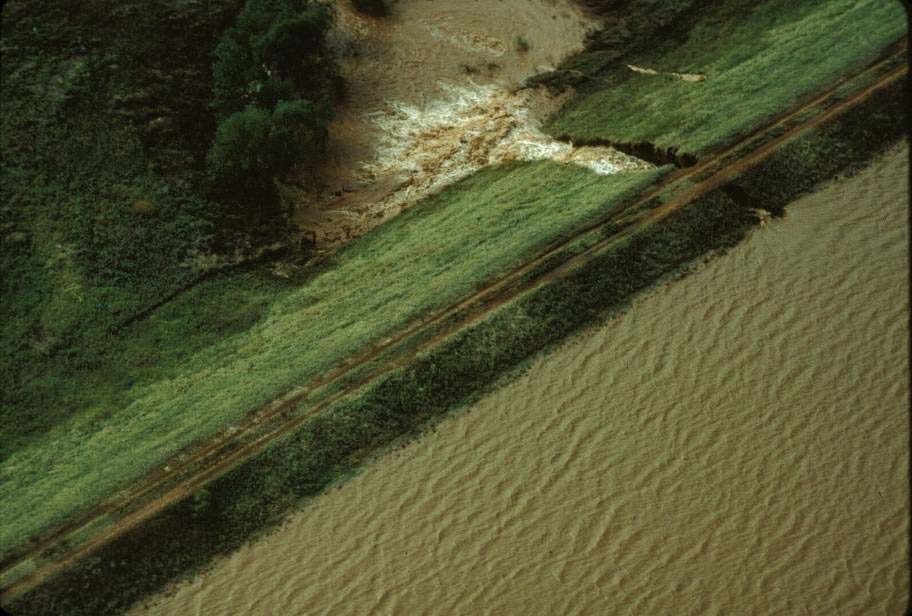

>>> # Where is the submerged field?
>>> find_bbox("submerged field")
[1,0,908,612]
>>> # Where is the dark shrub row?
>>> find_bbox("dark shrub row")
[728,78,908,216]
[7,187,757,616]
[7,39,907,616]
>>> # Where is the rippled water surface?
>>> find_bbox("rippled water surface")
[136,145,909,615]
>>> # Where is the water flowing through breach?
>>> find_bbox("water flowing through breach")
[292,0,650,246]
[361,83,652,213]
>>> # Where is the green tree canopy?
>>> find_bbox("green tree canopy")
[208,0,339,218]
[207,106,276,179]
[207,98,333,214]
[253,7,332,75]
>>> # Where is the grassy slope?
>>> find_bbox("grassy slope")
[10,186,760,616]
[548,0,905,155]
[0,162,663,556]
[11,71,909,615]
[0,0,250,450]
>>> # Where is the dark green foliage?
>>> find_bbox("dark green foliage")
[254,9,332,73]
[191,489,213,519]
[210,1,335,118]
[207,98,332,215]
[729,79,908,215]
[253,77,297,109]
[207,0,337,214]
[270,98,333,164]
[273,98,334,134]
[9,187,758,616]
[210,31,260,119]
[208,107,276,177]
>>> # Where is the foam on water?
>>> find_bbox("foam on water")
[293,0,607,247]
[361,82,651,213]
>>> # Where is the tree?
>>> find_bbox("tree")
[253,77,297,110]
[207,1,339,220]
[253,7,332,78]
[207,99,333,217]
[211,30,263,118]
[208,107,276,179]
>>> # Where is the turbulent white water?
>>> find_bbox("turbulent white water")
[293,0,647,246]
[361,83,651,212]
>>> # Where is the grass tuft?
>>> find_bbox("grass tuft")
[548,0,905,155]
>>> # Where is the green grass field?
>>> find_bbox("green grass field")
[11,65,908,614]
[548,0,905,155]
[2,0,905,581]
[9,183,760,615]
[0,162,662,557]
[0,0,242,450]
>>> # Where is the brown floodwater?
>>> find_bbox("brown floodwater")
[292,0,652,246]
[135,144,909,615]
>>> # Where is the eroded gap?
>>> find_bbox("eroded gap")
[288,0,655,248]
[554,134,700,168]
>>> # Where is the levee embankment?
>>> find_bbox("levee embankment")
[5,44,907,615]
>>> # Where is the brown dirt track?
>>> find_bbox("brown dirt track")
[1,41,906,603]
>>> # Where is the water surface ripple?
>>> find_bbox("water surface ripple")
[136,145,910,615]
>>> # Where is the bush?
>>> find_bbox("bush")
[208,107,276,179]
[210,30,260,118]
[191,489,212,519]
[253,77,297,110]
[253,7,332,75]
[207,100,331,179]
[272,98,333,157]
[207,98,333,215]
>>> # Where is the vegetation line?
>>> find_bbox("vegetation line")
[554,135,699,167]
[2,57,905,606]
[94,38,910,350]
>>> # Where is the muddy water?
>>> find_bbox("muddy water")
[294,1,651,246]
[136,145,909,615]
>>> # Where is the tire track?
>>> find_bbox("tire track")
[2,46,906,602]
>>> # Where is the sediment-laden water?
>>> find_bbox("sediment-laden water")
[135,144,909,615]
[293,0,653,246]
